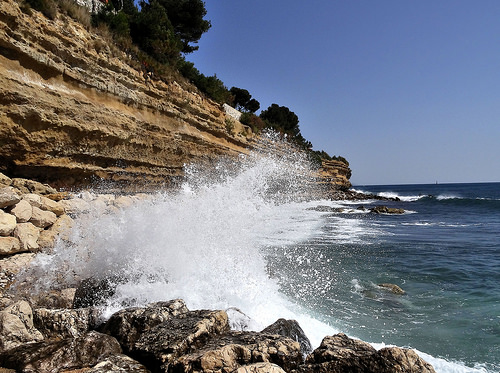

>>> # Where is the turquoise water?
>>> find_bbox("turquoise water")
[269,182,500,372]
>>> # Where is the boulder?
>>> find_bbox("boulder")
[0,212,16,237]
[8,200,32,223]
[261,318,312,356]
[60,198,91,215]
[45,191,70,202]
[39,196,64,216]
[84,353,150,372]
[31,288,76,309]
[0,331,122,373]
[0,188,20,209]
[10,178,57,196]
[33,307,101,340]
[13,223,40,252]
[37,214,74,251]
[370,205,405,214]
[131,310,230,372]
[100,299,189,353]
[235,363,287,373]
[0,253,35,294]
[378,283,406,295]
[29,207,57,229]
[0,237,22,256]
[113,196,134,209]
[0,173,11,186]
[0,301,44,352]
[73,276,122,309]
[21,194,42,209]
[172,331,303,373]
[296,333,435,373]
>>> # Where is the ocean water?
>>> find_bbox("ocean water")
[18,141,499,373]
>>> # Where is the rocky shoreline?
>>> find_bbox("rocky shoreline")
[0,172,434,372]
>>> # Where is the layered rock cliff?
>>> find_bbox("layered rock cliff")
[0,0,351,191]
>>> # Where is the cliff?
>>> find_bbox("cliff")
[0,0,351,191]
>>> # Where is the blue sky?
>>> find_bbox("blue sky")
[187,1,500,185]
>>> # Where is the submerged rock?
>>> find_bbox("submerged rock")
[370,205,405,214]
[378,283,406,295]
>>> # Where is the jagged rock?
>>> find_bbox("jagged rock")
[0,173,11,186]
[39,196,64,216]
[100,300,189,353]
[31,288,76,309]
[0,301,44,352]
[131,310,230,372]
[171,331,303,373]
[21,194,42,209]
[84,354,150,372]
[10,178,57,196]
[370,205,405,214]
[261,318,312,356]
[0,237,22,256]
[29,206,57,229]
[13,223,40,252]
[8,200,32,223]
[73,276,121,308]
[226,307,252,331]
[0,331,122,373]
[296,333,435,373]
[0,188,20,209]
[33,307,101,339]
[0,211,16,237]
[378,283,406,295]
[306,205,344,213]
[0,253,35,294]
[235,363,286,373]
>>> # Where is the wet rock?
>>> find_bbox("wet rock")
[370,205,405,214]
[13,223,40,252]
[226,307,252,331]
[100,299,189,353]
[114,195,134,209]
[33,307,101,339]
[131,309,229,372]
[0,237,22,256]
[8,200,32,223]
[172,331,303,373]
[306,206,344,213]
[31,288,76,309]
[0,253,35,294]
[45,191,70,202]
[84,353,150,372]
[0,188,20,209]
[296,333,435,373]
[378,283,406,295]
[235,362,287,373]
[60,198,91,215]
[262,318,312,356]
[0,301,44,352]
[29,207,57,229]
[0,211,16,237]
[73,276,121,309]
[37,214,74,251]
[0,331,122,373]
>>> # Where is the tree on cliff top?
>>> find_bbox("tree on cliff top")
[229,87,260,113]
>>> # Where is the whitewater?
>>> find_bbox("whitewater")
[18,139,498,373]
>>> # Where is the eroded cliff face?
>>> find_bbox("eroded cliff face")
[0,0,351,191]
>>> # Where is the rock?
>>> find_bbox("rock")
[171,331,303,373]
[131,310,230,372]
[378,283,406,295]
[0,301,44,352]
[262,318,313,356]
[296,333,435,373]
[0,173,11,186]
[29,206,57,229]
[33,307,101,339]
[31,288,76,309]
[8,200,32,223]
[0,211,16,237]
[73,276,121,309]
[0,253,35,294]
[100,299,189,353]
[370,205,405,214]
[45,191,70,201]
[0,188,20,209]
[226,307,252,331]
[39,196,64,216]
[0,237,22,256]
[84,354,150,372]
[13,223,40,252]
[306,206,344,213]
[114,195,134,209]
[10,178,57,196]
[235,363,287,373]
[0,331,122,373]
[21,194,42,209]
[37,214,74,251]
[60,198,91,215]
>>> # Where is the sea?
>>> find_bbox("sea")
[20,139,499,373]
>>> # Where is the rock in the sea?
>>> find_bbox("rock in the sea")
[0,331,122,373]
[172,331,303,373]
[33,307,101,339]
[13,223,40,252]
[262,318,312,356]
[100,300,189,353]
[0,187,20,209]
[0,237,22,256]
[0,211,16,237]
[29,207,57,229]
[378,283,406,295]
[131,310,230,372]
[370,205,405,214]
[0,301,44,352]
[296,333,435,373]
[8,200,32,223]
